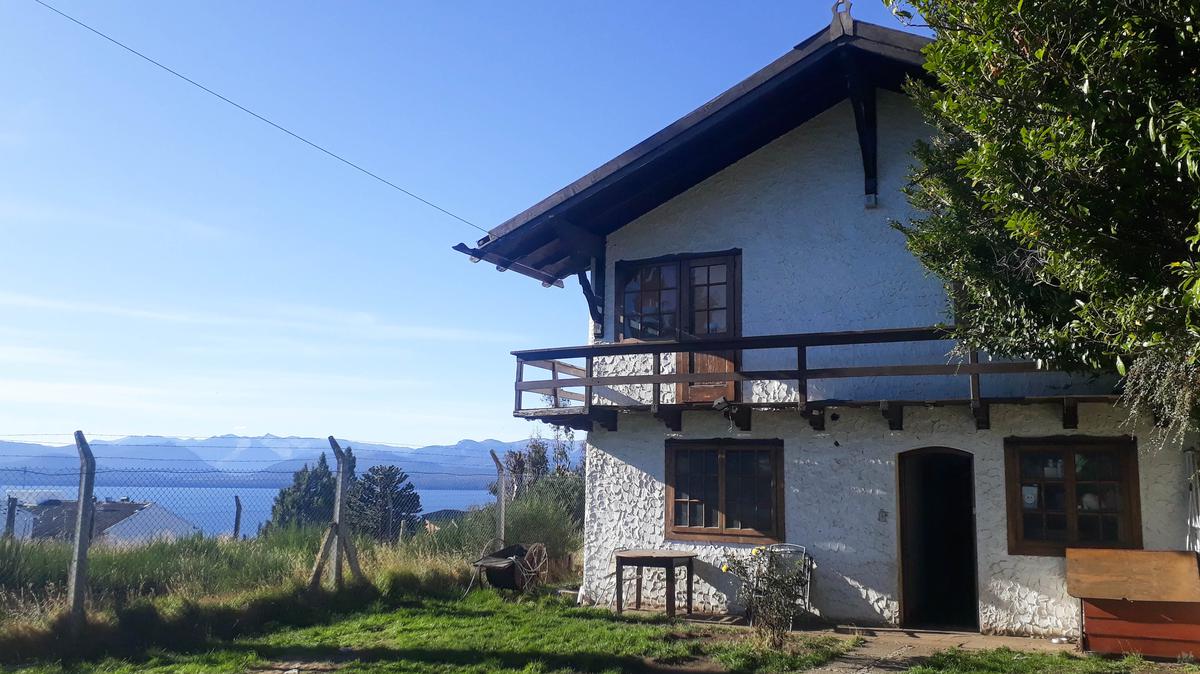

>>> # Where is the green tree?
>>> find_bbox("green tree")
[886,0,1200,433]
[265,453,335,531]
[348,464,422,542]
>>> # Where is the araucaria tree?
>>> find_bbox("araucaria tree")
[348,465,422,542]
[887,0,1200,433]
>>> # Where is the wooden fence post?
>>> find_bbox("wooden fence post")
[330,442,347,589]
[308,437,368,590]
[232,495,242,539]
[489,450,506,543]
[68,430,96,632]
[3,496,16,539]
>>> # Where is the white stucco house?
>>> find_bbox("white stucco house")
[455,6,1200,636]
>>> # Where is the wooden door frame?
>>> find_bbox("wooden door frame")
[896,446,980,630]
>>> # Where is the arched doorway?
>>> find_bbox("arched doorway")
[898,447,978,630]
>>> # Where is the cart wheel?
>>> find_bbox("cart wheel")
[479,537,505,559]
[521,543,549,592]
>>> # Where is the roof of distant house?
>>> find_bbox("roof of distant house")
[24,499,149,539]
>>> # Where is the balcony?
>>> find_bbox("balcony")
[512,327,1116,432]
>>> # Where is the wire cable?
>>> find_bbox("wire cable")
[31,0,486,234]
[31,0,570,286]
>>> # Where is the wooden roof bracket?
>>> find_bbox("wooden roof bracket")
[591,408,619,432]
[880,401,903,430]
[842,49,879,209]
[1062,398,1079,429]
[576,270,604,328]
[806,407,826,431]
[732,406,752,432]
[655,408,683,432]
[968,350,990,430]
[451,242,566,288]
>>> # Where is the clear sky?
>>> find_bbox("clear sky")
[0,1,921,446]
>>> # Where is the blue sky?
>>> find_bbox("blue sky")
[0,1,920,446]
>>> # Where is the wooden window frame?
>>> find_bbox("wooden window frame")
[664,438,784,544]
[1004,436,1143,557]
[614,249,741,344]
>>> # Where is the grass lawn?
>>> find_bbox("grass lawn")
[908,648,1200,674]
[3,592,861,674]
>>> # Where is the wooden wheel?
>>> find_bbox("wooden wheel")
[520,543,548,592]
[479,537,505,558]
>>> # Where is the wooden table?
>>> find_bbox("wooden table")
[615,549,696,618]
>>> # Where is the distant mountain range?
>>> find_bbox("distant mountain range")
[0,435,581,491]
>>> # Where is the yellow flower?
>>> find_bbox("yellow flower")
[721,563,729,573]
[751,547,761,556]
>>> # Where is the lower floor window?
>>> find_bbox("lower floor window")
[1004,436,1142,556]
[665,439,783,543]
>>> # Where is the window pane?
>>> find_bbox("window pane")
[661,312,677,335]
[708,310,728,333]
[1046,514,1067,541]
[674,449,717,529]
[661,264,678,289]
[642,293,659,313]
[708,286,727,310]
[1021,452,1065,480]
[691,266,708,286]
[1044,484,1066,512]
[694,312,708,335]
[693,287,708,310]
[1023,514,1046,540]
[1078,514,1101,542]
[674,502,687,527]
[660,290,677,313]
[1076,451,1119,481]
[642,265,661,289]
[1100,515,1120,542]
[709,264,727,284]
[1020,484,1040,510]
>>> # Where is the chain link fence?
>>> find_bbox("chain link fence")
[1,431,584,627]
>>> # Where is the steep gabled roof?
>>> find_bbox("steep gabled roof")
[454,8,931,287]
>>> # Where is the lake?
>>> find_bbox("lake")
[1,484,493,537]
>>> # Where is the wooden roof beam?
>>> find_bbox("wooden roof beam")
[451,243,565,288]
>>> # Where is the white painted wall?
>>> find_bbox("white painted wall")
[592,90,1111,403]
[581,403,1191,636]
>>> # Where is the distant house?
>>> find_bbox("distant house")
[17,498,199,545]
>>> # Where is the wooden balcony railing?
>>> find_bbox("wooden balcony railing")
[512,326,1113,432]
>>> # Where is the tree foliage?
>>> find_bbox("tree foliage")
[264,452,338,531]
[348,464,423,542]
[886,0,1200,433]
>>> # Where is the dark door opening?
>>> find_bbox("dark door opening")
[899,448,978,630]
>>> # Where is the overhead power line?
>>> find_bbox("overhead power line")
[30,0,488,235]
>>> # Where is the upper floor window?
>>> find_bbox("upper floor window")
[1004,437,1142,557]
[617,250,739,341]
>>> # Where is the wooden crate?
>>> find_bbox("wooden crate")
[1067,549,1200,659]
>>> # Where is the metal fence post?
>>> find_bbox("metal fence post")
[68,430,96,631]
[489,450,506,543]
[3,496,16,539]
[232,495,242,539]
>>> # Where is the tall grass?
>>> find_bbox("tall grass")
[0,488,582,634]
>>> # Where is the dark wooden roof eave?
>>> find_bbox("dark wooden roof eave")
[455,18,932,286]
